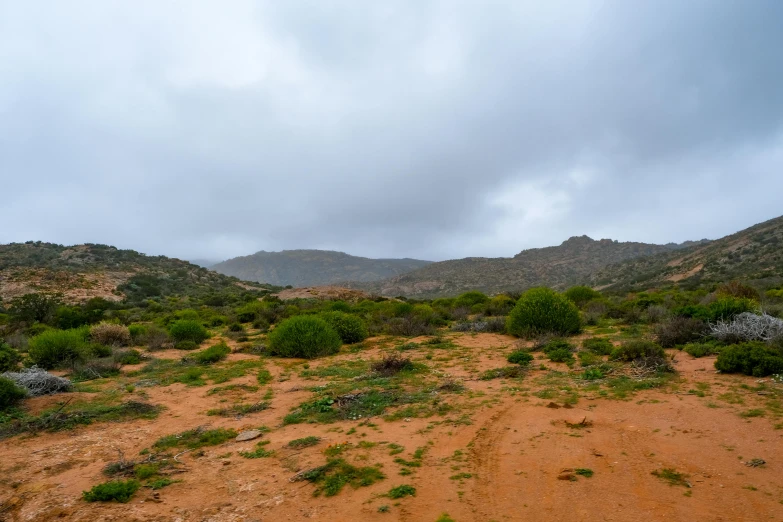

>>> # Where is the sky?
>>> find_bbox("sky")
[2,1,783,263]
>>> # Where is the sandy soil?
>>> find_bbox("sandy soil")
[1,333,782,522]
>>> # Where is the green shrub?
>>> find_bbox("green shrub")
[564,286,602,307]
[268,316,342,358]
[228,323,245,333]
[546,348,574,363]
[127,324,147,344]
[540,338,574,354]
[715,342,783,377]
[89,343,113,358]
[506,288,581,338]
[610,340,665,361]
[707,296,756,322]
[114,349,142,365]
[82,480,140,503]
[387,484,416,499]
[0,376,27,410]
[486,294,515,316]
[582,337,614,355]
[89,322,131,347]
[168,320,209,344]
[683,343,720,358]
[654,317,708,348]
[174,340,198,350]
[581,368,604,380]
[578,351,601,366]
[0,342,22,372]
[507,349,534,366]
[454,291,489,309]
[191,342,231,364]
[320,311,369,344]
[28,328,89,369]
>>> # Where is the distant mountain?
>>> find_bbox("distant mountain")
[211,249,433,287]
[189,259,219,269]
[0,242,272,303]
[589,215,783,291]
[350,237,704,298]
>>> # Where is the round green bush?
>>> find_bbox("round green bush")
[715,342,783,376]
[610,340,665,361]
[454,291,490,309]
[582,337,614,355]
[564,286,602,308]
[507,349,534,366]
[268,316,342,358]
[0,376,27,411]
[0,342,22,372]
[191,342,231,364]
[28,328,90,369]
[168,320,209,344]
[319,312,368,344]
[546,348,574,363]
[506,288,581,338]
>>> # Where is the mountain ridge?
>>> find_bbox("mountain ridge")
[347,236,704,298]
[211,249,432,287]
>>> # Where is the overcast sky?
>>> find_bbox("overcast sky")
[2,1,783,262]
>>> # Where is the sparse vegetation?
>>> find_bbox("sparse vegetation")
[82,479,140,503]
[295,458,385,496]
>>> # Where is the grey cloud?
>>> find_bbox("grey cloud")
[1,0,782,261]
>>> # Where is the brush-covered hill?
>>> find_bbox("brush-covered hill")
[211,249,432,287]
[589,215,783,292]
[351,236,703,298]
[0,242,273,303]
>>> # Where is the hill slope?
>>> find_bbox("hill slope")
[352,237,702,298]
[589,215,783,291]
[0,242,271,303]
[211,249,432,287]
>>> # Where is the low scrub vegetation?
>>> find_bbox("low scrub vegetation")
[168,320,209,345]
[714,342,783,376]
[82,479,140,503]
[506,288,581,338]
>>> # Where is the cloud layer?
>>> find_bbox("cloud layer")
[2,1,782,261]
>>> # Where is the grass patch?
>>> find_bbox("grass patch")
[287,436,321,449]
[152,427,237,451]
[82,480,140,503]
[296,458,385,497]
[0,401,160,439]
[480,366,526,380]
[206,384,259,396]
[239,440,274,459]
[387,484,416,499]
[206,401,270,417]
[652,468,691,487]
[574,468,594,477]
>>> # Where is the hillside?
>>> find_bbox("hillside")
[211,249,432,287]
[0,242,272,303]
[589,214,783,291]
[352,237,703,298]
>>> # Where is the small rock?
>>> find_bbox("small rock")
[236,430,263,442]
[222,460,231,466]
